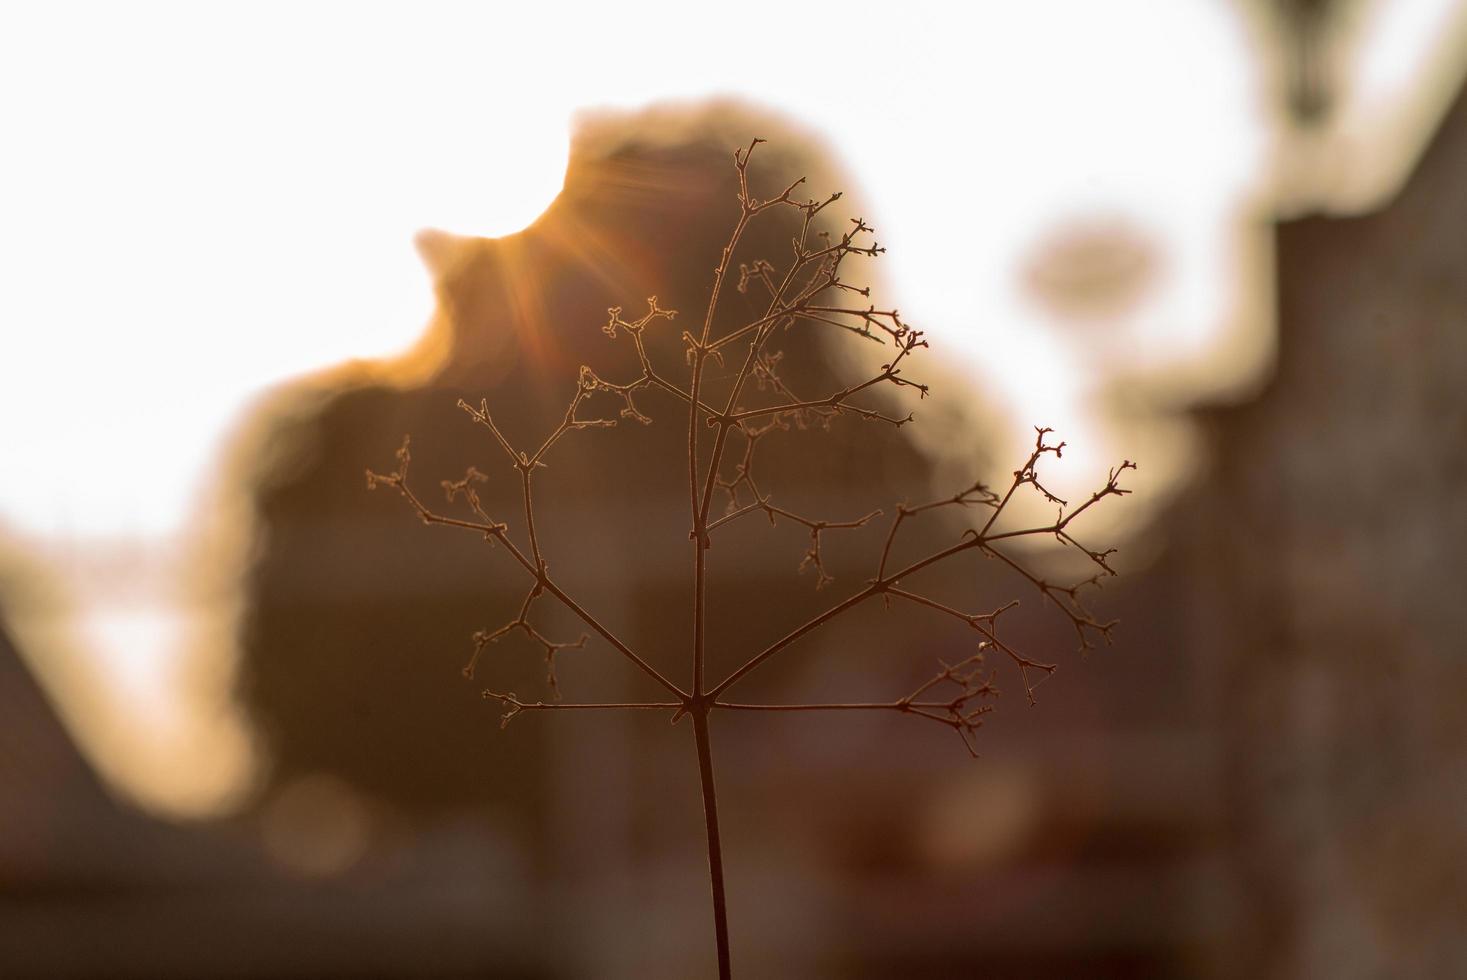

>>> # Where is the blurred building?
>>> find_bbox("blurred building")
[1194,68,1467,978]
[0,624,550,977]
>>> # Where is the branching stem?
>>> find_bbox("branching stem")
[367,141,1136,979]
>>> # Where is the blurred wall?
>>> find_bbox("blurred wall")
[1193,75,1467,979]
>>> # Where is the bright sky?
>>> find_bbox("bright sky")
[2,0,1463,816]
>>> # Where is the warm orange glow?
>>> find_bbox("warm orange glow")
[1,0,1463,818]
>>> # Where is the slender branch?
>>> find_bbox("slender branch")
[709,584,879,699]
[484,691,683,729]
[978,426,1067,537]
[884,587,1053,705]
[696,194,911,550]
[462,587,588,699]
[716,699,971,712]
[715,651,998,756]
[706,533,986,702]
[688,145,757,695]
[875,481,999,584]
[707,497,767,533]
[724,337,923,427]
[367,436,687,699]
[978,544,1117,651]
[708,437,1131,700]
[765,502,882,589]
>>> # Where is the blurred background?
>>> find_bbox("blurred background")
[3,1,1466,977]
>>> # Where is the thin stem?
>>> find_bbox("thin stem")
[714,647,999,756]
[715,699,979,732]
[710,585,878,698]
[715,700,960,712]
[709,529,995,699]
[536,576,686,699]
[487,696,683,712]
[690,140,763,697]
[693,708,732,980]
[519,468,543,571]
[707,497,767,533]
[484,692,686,730]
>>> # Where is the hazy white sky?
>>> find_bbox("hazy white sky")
[2,0,1463,815]
[2,0,1461,536]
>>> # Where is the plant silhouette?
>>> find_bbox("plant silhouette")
[369,139,1134,978]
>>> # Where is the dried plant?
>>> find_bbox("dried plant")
[367,139,1135,978]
